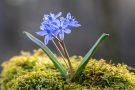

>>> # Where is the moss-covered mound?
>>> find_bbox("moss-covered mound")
[0,49,135,90]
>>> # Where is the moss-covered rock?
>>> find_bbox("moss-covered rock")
[0,49,135,90]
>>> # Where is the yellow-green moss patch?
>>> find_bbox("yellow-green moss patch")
[0,49,135,90]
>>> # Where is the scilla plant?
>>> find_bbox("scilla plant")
[24,12,109,82]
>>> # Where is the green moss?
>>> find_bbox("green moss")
[78,59,135,90]
[8,71,63,90]
[0,49,135,90]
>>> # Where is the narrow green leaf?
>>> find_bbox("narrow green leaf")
[72,33,109,80]
[24,31,67,80]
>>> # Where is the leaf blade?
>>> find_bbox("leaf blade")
[72,33,109,80]
[24,31,67,80]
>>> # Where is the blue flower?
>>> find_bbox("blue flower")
[36,12,61,45]
[36,25,56,45]
[43,12,62,22]
[53,13,81,40]
[66,12,81,27]
[36,12,81,44]
[52,17,71,40]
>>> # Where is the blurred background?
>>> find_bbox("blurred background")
[0,0,135,68]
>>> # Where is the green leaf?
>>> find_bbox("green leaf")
[71,33,109,80]
[24,31,67,80]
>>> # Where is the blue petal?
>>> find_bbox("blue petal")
[64,29,71,34]
[49,12,62,21]
[49,34,54,40]
[50,13,57,21]
[60,17,65,26]
[55,12,62,18]
[44,35,50,45]
[72,23,81,27]
[66,12,71,19]
[59,31,64,40]
[75,24,81,27]
[40,25,45,30]
[43,15,49,20]
[36,31,48,36]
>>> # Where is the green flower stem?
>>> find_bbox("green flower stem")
[57,39,66,57]
[60,41,73,75]
[52,35,62,42]
[52,40,69,68]
[53,35,73,75]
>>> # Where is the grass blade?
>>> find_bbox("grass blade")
[24,31,67,80]
[72,33,109,80]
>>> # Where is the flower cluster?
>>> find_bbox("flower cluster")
[36,12,81,45]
